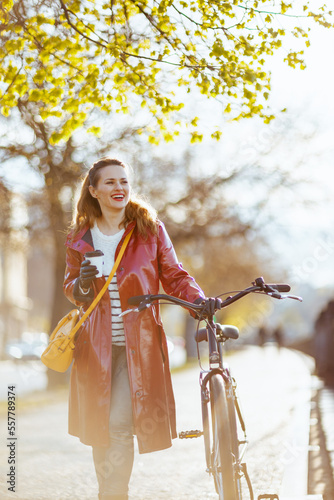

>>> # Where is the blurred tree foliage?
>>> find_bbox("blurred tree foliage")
[0,0,333,144]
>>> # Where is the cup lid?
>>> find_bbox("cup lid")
[84,250,104,257]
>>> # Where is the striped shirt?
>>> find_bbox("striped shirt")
[91,223,126,346]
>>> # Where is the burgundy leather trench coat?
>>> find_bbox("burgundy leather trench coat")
[63,221,204,454]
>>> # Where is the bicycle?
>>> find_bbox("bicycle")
[121,276,302,499]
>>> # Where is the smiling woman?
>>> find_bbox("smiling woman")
[63,156,208,499]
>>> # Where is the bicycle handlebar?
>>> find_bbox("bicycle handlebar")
[121,277,302,319]
[127,294,202,310]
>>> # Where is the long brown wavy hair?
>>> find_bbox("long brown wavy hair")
[70,157,158,239]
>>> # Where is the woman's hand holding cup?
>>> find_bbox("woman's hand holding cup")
[79,260,99,291]
[79,250,104,291]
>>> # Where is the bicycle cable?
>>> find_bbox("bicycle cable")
[215,290,244,299]
[196,319,219,372]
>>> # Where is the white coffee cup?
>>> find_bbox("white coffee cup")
[85,250,104,278]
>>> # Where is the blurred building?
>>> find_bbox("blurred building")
[0,182,30,358]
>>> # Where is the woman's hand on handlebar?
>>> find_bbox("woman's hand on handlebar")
[193,297,222,318]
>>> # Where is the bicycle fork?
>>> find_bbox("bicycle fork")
[225,370,254,500]
[225,369,248,462]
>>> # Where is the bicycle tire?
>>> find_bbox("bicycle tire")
[226,379,242,499]
[210,374,237,500]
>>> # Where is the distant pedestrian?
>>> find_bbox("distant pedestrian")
[63,157,213,499]
[273,325,284,348]
[258,325,268,347]
[314,300,334,384]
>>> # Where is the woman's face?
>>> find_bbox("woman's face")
[89,164,131,214]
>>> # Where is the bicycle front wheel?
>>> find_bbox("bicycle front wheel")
[210,374,236,500]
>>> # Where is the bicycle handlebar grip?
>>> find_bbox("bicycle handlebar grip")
[128,295,151,305]
[268,284,291,292]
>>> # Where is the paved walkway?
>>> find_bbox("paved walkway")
[0,345,328,499]
[319,386,334,478]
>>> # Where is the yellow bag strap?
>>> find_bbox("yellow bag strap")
[70,227,134,337]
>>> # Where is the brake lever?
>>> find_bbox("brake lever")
[119,308,138,317]
[119,302,152,317]
[284,294,303,302]
[267,292,303,302]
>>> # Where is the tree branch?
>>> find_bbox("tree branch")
[58,0,108,48]
[237,3,310,19]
